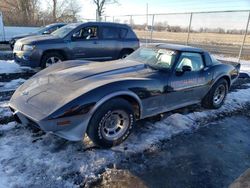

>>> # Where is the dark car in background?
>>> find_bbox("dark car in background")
[9,23,66,49]
[13,22,140,68]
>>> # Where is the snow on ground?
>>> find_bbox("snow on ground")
[1,78,25,90]
[0,101,12,118]
[2,26,39,41]
[0,55,250,187]
[0,60,31,74]
[1,88,250,187]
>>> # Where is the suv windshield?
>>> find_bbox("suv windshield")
[126,47,177,70]
[51,23,80,38]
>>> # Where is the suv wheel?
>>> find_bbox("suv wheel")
[87,98,135,148]
[41,52,64,69]
[202,78,228,109]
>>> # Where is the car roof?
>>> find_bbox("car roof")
[150,43,205,53]
[46,23,66,27]
[72,21,129,28]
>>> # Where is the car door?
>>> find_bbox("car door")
[98,26,120,60]
[70,26,103,60]
[165,52,212,109]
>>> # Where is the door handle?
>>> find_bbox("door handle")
[93,41,98,44]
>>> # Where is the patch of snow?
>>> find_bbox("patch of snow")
[1,84,250,187]
[2,78,25,90]
[0,101,12,118]
[0,60,31,74]
[3,26,39,41]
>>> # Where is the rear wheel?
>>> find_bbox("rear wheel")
[202,78,228,109]
[87,98,135,148]
[41,52,64,69]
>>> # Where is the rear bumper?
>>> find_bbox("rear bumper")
[10,106,90,141]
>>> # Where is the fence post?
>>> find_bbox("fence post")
[150,14,155,42]
[238,11,250,62]
[186,12,193,45]
[130,15,133,26]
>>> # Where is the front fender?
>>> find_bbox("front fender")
[88,90,143,118]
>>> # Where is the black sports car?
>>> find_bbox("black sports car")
[9,44,240,148]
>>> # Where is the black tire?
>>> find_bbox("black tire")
[119,49,133,59]
[40,52,64,69]
[87,98,135,148]
[202,78,228,109]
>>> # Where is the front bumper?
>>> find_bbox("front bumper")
[10,106,90,141]
[13,50,41,68]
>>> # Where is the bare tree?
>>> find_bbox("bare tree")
[0,0,40,26]
[45,0,81,23]
[52,0,57,22]
[92,0,118,21]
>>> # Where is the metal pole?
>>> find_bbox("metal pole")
[150,14,155,43]
[112,16,115,22]
[146,3,149,46]
[186,12,193,45]
[130,15,133,26]
[238,11,250,62]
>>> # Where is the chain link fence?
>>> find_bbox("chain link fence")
[104,10,250,61]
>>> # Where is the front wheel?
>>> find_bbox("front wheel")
[202,78,228,109]
[87,98,135,148]
[41,52,64,69]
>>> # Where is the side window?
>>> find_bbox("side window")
[72,26,98,40]
[102,27,119,39]
[47,26,58,33]
[120,28,128,39]
[176,52,204,72]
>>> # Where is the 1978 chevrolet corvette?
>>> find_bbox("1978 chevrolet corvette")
[9,44,240,147]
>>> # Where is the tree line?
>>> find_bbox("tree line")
[0,0,81,26]
[131,21,250,35]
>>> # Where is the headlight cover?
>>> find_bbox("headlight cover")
[22,45,34,51]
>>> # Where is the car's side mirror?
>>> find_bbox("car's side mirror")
[71,33,81,41]
[182,65,192,72]
[176,65,192,75]
[42,31,50,35]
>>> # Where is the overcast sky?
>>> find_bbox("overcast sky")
[76,0,250,30]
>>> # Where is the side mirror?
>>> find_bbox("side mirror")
[42,30,50,35]
[176,65,192,75]
[182,65,192,72]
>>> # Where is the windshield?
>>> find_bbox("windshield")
[32,26,48,34]
[126,47,177,70]
[51,23,80,38]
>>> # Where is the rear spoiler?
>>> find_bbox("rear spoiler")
[218,59,241,71]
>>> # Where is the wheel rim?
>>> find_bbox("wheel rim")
[45,56,61,67]
[100,110,130,141]
[213,84,226,105]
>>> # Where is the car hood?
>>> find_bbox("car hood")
[18,34,62,45]
[10,60,154,119]
[12,33,36,40]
